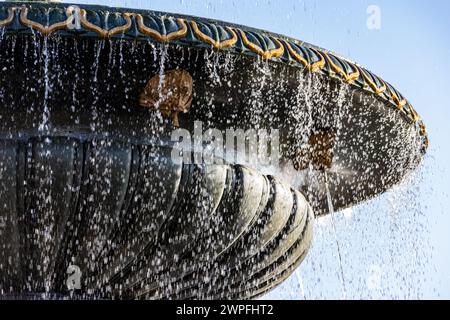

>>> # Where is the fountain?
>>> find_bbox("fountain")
[0,1,427,299]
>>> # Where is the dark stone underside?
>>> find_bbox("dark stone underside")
[0,35,424,215]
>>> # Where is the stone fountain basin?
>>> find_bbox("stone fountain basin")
[0,1,427,299]
[0,1,426,214]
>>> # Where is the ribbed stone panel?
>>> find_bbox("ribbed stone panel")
[0,136,313,299]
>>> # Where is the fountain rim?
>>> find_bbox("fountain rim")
[0,1,428,152]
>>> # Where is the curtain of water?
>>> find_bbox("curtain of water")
[324,171,347,299]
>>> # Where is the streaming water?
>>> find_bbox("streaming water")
[38,36,50,132]
[324,171,347,299]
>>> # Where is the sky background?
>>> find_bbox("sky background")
[63,0,450,299]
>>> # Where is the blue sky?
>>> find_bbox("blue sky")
[72,0,450,299]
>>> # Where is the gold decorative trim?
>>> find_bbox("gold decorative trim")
[383,80,407,110]
[324,52,360,83]
[284,40,308,67]
[284,40,325,72]
[80,10,133,38]
[308,48,327,72]
[0,7,15,28]
[409,106,420,123]
[393,94,407,110]
[135,14,187,42]
[20,6,71,34]
[190,21,237,49]
[238,29,284,59]
[357,66,386,95]
[419,122,427,140]
[412,108,421,123]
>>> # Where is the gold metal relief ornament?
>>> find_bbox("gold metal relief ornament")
[293,129,337,171]
[139,69,193,127]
